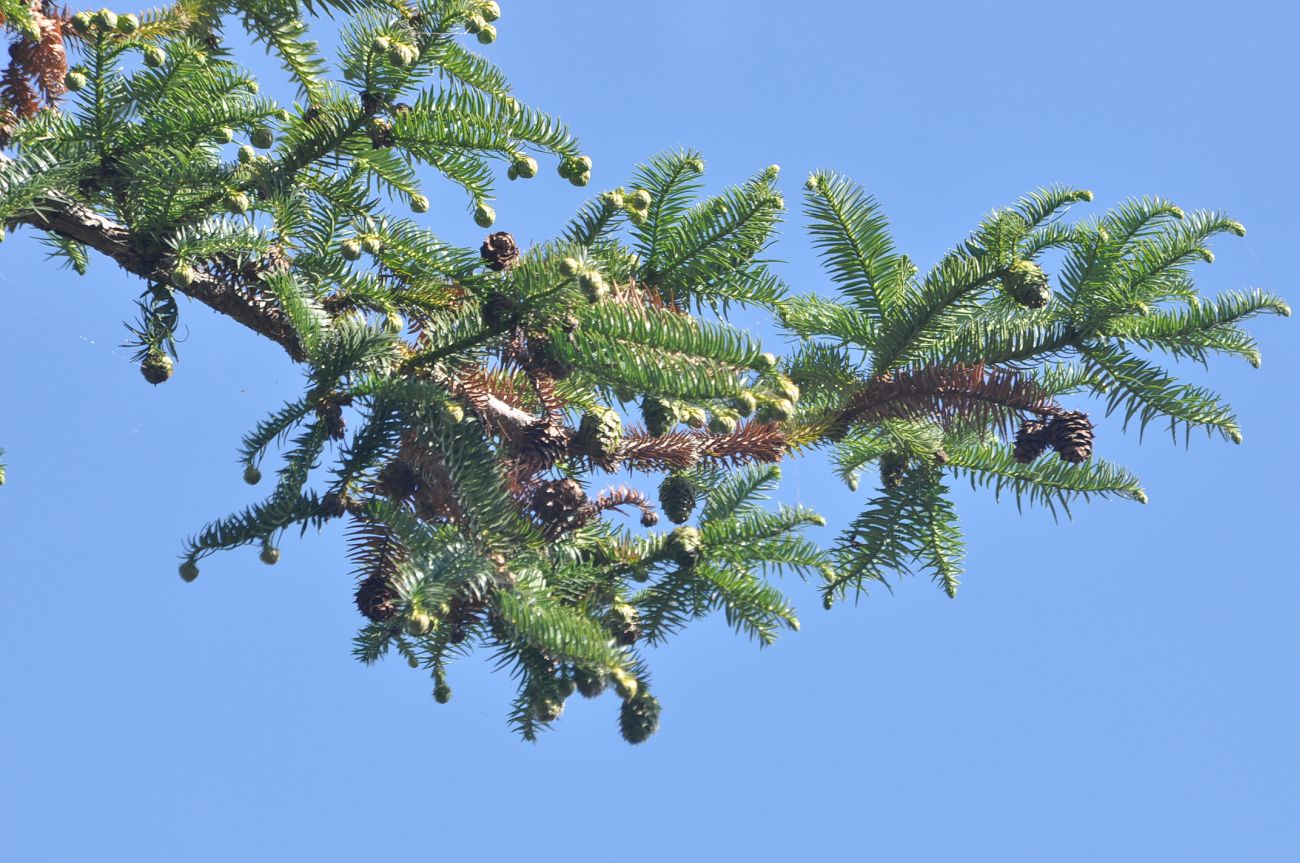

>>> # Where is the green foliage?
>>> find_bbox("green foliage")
[0,0,1286,745]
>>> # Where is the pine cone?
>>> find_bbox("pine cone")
[879,451,907,490]
[139,350,173,385]
[355,574,398,622]
[376,459,419,500]
[522,420,569,468]
[1047,411,1093,464]
[524,334,571,379]
[368,118,394,149]
[575,407,623,461]
[605,604,640,646]
[665,526,703,568]
[479,231,520,271]
[317,397,347,440]
[1012,418,1052,464]
[658,474,697,524]
[1003,260,1052,309]
[573,665,609,699]
[641,397,675,437]
[531,478,589,535]
[619,690,662,745]
[321,491,348,518]
[481,291,517,330]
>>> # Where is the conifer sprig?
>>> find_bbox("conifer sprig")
[1,1,1287,744]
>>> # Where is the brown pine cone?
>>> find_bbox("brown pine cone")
[355,574,398,622]
[479,231,520,271]
[1012,419,1052,464]
[1047,411,1094,464]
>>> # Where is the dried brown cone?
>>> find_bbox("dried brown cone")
[521,419,569,469]
[317,397,347,440]
[1047,411,1094,464]
[368,118,394,148]
[480,291,517,330]
[1012,418,1051,464]
[479,231,520,271]
[375,459,419,501]
[355,574,399,622]
[530,478,589,536]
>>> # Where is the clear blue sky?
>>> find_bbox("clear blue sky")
[2,1,1297,860]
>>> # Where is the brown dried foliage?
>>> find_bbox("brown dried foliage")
[829,364,1054,439]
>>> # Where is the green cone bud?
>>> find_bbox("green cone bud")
[225,192,250,214]
[506,163,519,181]
[215,126,235,144]
[340,239,362,261]
[361,236,383,255]
[95,9,118,31]
[1002,260,1052,309]
[250,127,274,149]
[171,264,195,289]
[143,45,166,68]
[665,525,702,568]
[372,35,391,53]
[473,203,495,228]
[629,189,652,211]
[481,1,501,21]
[406,611,432,636]
[117,13,138,34]
[243,465,262,485]
[570,170,591,187]
[732,392,757,417]
[754,352,777,372]
[71,12,94,34]
[476,24,497,44]
[64,71,87,92]
[179,561,199,582]
[139,351,173,385]
[578,270,607,301]
[393,44,418,66]
[559,257,581,277]
[260,545,280,565]
[410,193,429,213]
[513,155,538,179]
[465,14,485,33]
[237,145,256,164]
[433,682,452,703]
[707,413,737,435]
[773,374,800,404]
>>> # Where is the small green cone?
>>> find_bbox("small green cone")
[619,690,661,744]
[260,545,280,565]
[250,127,274,149]
[179,561,199,582]
[574,666,609,699]
[641,397,675,437]
[473,203,496,228]
[665,526,702,568]
[340,239,362,261]
[1003,260,1052,308]
[243,465,262,485]
[140,351,173,385]
[658,474,697,524]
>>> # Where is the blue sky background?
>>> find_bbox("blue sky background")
[2,1,1297,860]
